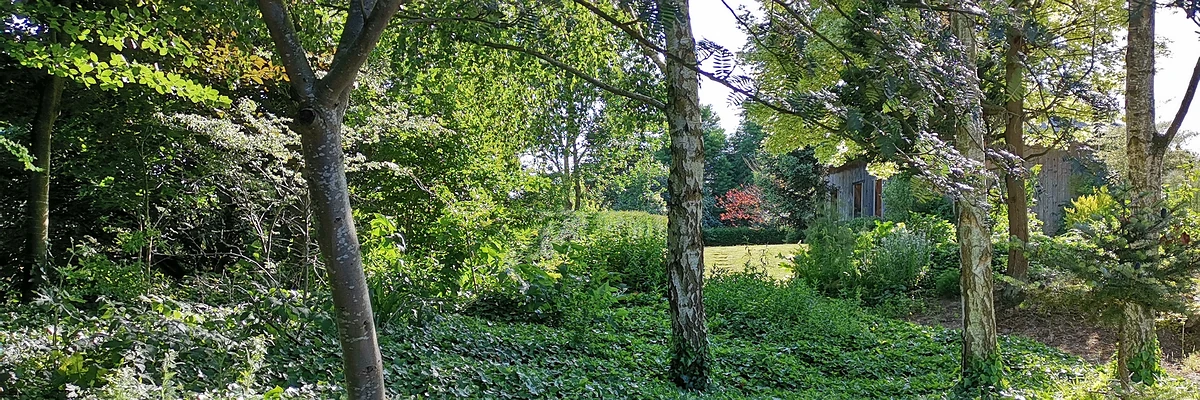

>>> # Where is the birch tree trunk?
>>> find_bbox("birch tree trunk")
[1119,0,1163,387]
[22,72,65,300]
[951,12,1001,389]
[662,0,710,390]
[255,0,402,396]
[1002,2,1029,282]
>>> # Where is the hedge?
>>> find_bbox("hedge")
[703,227,799,246]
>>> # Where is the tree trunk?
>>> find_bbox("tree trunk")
[1118,302,1160,385]
[1002,4,1029,282]
[564,148,574,211]
[1120,0,1162,387]
[22,72,65,300]
[293,104,386,399]
[951,12,1002,390]
[662,0,710,390]
[571,139,583,211]
[255,0,400,396]
[573,167,583,212]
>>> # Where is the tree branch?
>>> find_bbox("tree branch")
[318,0,404,103]
[721,0,796,74]
[768,0,856,64]
[472,40,667,111]
[256,0,317,100]
[1161,55,1200,146]
[617,2,667,72]
[564,0,841,133]
[898,2,988,17]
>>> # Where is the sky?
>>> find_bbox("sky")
[688,2,1200,149]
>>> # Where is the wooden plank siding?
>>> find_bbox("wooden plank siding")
[824,147,1098,235]
[827,160,883,219]
[1028,148,1096,235]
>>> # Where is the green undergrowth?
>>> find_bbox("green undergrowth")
[3,271,1198,399]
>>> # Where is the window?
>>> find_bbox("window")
[853,181,863,217]
[830,188,839,215]
[874,179,883,216]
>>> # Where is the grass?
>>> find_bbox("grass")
[704,243,800,280]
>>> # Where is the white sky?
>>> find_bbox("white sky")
[689,2,1200,147]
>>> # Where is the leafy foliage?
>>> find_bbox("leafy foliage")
[8,257,1192,399]
[1034,186,1200,322]
[757,146,829,231]
[716,185,767,227]
[793,213,955,303]
[1,0,231,105]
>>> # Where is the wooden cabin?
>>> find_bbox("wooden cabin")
[824,145,1101,235]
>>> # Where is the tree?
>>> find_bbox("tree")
[758,147,827,231]
[699,105,730,227]
[526,78,652,212]
[24,64,64,300]
[254,0,403,396]
[950,11,1002,390]
[982,0,1125,282]
[730,1,1004,390]
[660,0,711,388]
[999,0,1030,281]
[1116,0,1200,388]
[443,0,715,388]
[1,0,230,298]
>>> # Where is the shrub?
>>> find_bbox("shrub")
[361,213,458,326]
[902,212,959,289]
[703,226,797,246]
[466,211,663,326]
[1062,186,1118,231]
[582,211,667,294]
[934,269,960,299]
[794,214,950,301]
[715,185,768,227]
[791,216,858,297]
[858,221,932,298]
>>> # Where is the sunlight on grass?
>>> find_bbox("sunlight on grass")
[704,244,801,281]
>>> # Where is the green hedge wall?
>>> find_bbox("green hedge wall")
[703,227,799,246]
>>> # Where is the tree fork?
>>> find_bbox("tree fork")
[256,0,402,396]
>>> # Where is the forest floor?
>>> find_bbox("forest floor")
[705,244,1200,385]
[703,243,799,280]
[909,297,1200,383]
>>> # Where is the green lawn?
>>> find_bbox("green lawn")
[704,243,800,280]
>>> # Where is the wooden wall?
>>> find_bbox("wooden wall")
[1029,149,1083,235]
[825,149,1092,235]
[827,160,882,219]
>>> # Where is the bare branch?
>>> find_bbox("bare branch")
[472,40,667,111]
[1161,55,1200,146]
[721,0,795,72]
[256,0,317,100]
[318,0,405,103]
